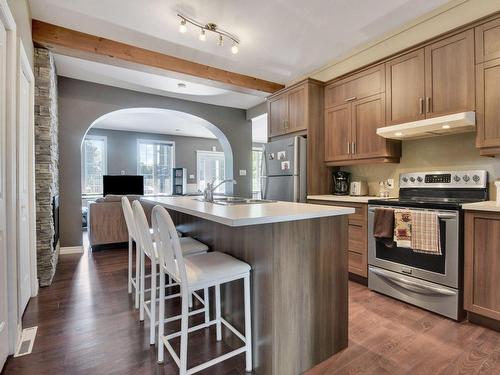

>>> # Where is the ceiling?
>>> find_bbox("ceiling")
[91,108,218,139]
[30,0,452,85]
[54,54,265,109]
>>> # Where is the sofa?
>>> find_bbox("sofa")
[88,195,154,248]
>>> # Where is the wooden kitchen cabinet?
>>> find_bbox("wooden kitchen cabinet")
[464,211,500,322]
[385,30,474,124]
[324,104,351,162]
[307,199,368,278]
[267,79,314,138]
[475,17,500,156]
[475,17,500,63]
[424,30,475,117]
[386,49,426,124]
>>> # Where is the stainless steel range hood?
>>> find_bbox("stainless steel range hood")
[376,111,475,140]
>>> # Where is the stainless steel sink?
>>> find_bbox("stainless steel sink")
[194,197,276,205]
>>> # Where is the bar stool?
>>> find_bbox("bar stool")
[152,205,252,374]
[121,197,142,309]
[132,201,209,345]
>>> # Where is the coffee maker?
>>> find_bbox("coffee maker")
[333,171,350,195]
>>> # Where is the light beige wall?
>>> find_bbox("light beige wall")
[342,133,500,200]
[308,0,500,83]
[7,0,33,68]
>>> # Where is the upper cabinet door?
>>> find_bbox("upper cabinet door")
[287,86,307,132]
[351,94,387,160]
[268,95,288,138]
[475,17,500,64]
[424,30,475,117]
[324,104,351,162]
[386,49,426,124]
[325,65,385,109]
[476,57,500,151]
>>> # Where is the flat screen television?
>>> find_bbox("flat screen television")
[103,175,144,196]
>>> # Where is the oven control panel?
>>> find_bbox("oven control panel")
[400,170,487,189]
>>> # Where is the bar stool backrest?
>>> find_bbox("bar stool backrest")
[121,197,137,241]
[132,200,155,259]
[152,205,188,287]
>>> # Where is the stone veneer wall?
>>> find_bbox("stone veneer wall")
[34,48,59,286]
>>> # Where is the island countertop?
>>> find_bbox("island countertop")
[141,196,354,227]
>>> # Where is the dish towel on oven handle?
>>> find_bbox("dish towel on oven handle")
[393,209,412,248]
[411,210,442,255]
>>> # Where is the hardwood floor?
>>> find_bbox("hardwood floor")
[3,247,500,375]
[306,282,500,375]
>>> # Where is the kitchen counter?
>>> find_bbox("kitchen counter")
[142,196,354,226]
[307,194,389,203]
[462,201,500,212]
[142,196,351,374]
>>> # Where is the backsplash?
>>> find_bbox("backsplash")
[341,133,500,200]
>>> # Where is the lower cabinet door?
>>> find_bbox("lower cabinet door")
[464,211,500,321]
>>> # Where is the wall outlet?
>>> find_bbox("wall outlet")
[189,174,195,180]
[239,169,247,176]
[120,170,125,175]
[386,179,394,189]
[212,146,217,151]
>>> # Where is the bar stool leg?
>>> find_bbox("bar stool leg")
[157,267,165,363]
[204,287,210,323]
[150,257,157,345]
[215,284,222,341]
[180,291,189,375]
[134,240,140,309]
[244,275,252,372]
[139,248,145,322]
[128,237,132,294]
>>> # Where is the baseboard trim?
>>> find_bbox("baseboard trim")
[59,246,84,255]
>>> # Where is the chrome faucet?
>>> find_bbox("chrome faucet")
[203,179,237,202]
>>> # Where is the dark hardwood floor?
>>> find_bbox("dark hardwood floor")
[3,246,500,375]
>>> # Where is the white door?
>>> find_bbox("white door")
[17,58,31,315]
[0,20,10,370]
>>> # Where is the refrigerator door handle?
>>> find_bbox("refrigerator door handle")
[293,175,299,202]
[262,176,268,199]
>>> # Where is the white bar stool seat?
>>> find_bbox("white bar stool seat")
[152,205,252,375]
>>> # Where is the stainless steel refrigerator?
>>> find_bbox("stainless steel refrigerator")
[261,136,307,202]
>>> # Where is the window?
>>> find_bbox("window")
[82,135,107,195]
[137,140,175,195]
[252,147,264,198]
[196,151,225,193]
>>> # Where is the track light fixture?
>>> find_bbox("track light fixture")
[177,13,240,54]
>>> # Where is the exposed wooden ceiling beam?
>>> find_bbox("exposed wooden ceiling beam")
[32,20,285,95]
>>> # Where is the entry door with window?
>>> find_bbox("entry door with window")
[196,151,225,193]
[82,135,107,195]
[137,140,174,195]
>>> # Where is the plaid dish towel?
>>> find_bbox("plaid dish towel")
[411,210,442,255]
[394,209,412,248]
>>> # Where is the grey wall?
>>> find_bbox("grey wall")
[58,77,252,247]
[246,102,266,120]
[7,0,33,68]
[87,128,222,184]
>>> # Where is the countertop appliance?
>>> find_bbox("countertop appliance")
[350,181,368,196]
[261,136,306,202]
[367,170,488,320]
[333,171,350,195]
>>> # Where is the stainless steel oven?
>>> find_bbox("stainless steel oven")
[368,207,459,288]
[367,170,488,320]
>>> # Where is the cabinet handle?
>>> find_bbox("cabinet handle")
[426,97,431,113]
[419,98,424,115]
[347,141,350,155]
[345,96,357,102]
[352,142,356,155]
[284,120,289,129]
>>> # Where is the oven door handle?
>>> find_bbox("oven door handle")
[368,208,456,220]
[371,268,456,296]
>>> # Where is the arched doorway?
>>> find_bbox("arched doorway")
[80,107,235,248]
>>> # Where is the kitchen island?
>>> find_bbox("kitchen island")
[141,196,354,375]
